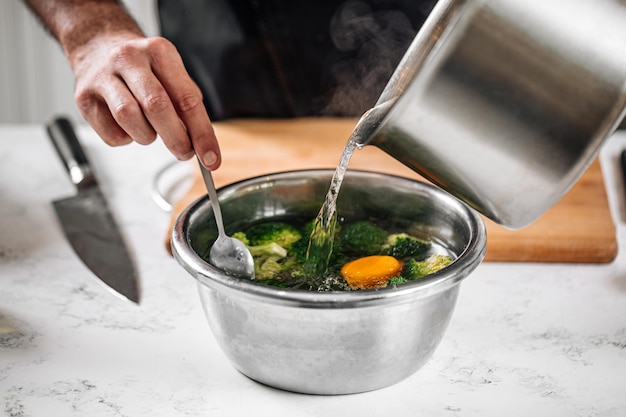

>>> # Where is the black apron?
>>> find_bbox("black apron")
[157,0,437,120]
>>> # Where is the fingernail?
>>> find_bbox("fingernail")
[202,150,218,167]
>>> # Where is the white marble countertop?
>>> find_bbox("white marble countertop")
[1,123,625,417]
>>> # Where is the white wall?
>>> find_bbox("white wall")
[0,0,158,124]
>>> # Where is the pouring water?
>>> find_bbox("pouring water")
[304,101,394,275]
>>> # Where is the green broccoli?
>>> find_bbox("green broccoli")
[231,231,306,281]
[229,219,449,290]
[402,254,452,280]
[230,231,288,258]
[288,236,310,263]
[337,220,388,256]
[248,242,288,258]
[232,224,310,283]
[231,231,250,246]
[387,276,408,286]
[242,242,286,280]
[381,233,431,259]
[255,256,285,280]
[255,244,308,282]
[246,221,302,249]
[228,229,287,279]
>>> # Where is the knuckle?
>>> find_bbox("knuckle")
[147,36,176,59]
[142,92,170,114]
[111,101,138,124]
[109,43,138,66]
[74,88,98,114]
[176,92,203,113]
[193,132,216,146]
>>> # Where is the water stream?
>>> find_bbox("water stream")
[303,101,393,276]
[304,133,359,277]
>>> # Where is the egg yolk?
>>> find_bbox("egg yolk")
[340,255,403,289]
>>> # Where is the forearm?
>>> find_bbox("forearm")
[23,0,144,59]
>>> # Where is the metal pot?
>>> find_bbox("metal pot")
[356,0,626,229]
[171,170,486,394]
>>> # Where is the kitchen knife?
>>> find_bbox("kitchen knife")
[47,116,140,303]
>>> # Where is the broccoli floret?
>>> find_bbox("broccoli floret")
[233,223,309,283]
[402,254,452,280]
[230,231,286,278]
[231,231,249,246]
[337,221,388,256]
[241,238,308,282]
[387,276,409,286]
[419,254,452,275]
[245,242,287,280]
[278,255,306,280]
[246,222,302,249]
[256,246,307,283]
[255,256,285,280]
[248,242,288,258]
[231,231,288,258]
[381,233,431,259]
[288,236,309,263]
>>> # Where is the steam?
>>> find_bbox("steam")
[323,1,417,116]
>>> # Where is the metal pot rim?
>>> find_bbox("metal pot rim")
[171,169,487,309]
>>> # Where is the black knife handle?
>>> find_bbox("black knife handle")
[47,116,96,188]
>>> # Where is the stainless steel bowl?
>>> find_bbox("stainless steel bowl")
[171,170,486,395]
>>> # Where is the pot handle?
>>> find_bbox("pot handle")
[150,160,194,212]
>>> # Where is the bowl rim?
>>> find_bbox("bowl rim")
[171,169,487,309]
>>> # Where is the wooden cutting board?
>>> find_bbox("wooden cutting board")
[166,118,618,263]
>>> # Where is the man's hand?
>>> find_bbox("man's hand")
[71,34,221,168]
[23,0,220,169]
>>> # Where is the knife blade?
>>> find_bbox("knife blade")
[47,116,140,303]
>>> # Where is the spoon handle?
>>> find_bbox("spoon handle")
[198,160,226,238]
